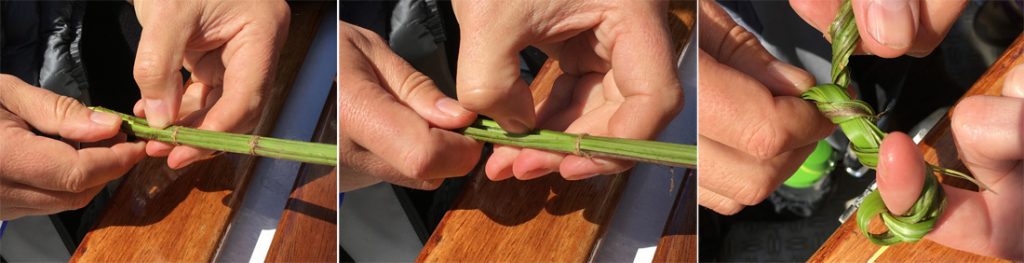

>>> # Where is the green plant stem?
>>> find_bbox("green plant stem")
[461,119,696,168]
[91,107,336,166]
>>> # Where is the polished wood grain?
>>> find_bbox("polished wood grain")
[653,170,697,263]
[808,33,1024,263]
[266,86,337,262]
[70,2,327,262]
[418,2,696,261]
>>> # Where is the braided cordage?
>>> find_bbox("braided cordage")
[829,0,859,88]
[801,0,956,246]
[801,84,885,168]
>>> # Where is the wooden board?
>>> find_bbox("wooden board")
[653,170,697,262]
[70,2,326,262]
[808,33,1024,263]
[418,2,696,261]
[655,2,698,261]
[416,58,627,262]
[265,86,338,262]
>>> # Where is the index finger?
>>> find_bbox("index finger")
[698,50,833,160]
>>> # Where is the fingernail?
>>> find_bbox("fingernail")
[767,61,814,92]
[436,97,470,118]
[176,158,196,170]
[501,119,530,134]
[565,171,601,181]
[144,99,170,128]
[877,144,896,184]
[519,168,552,180]
[1003,66,1024,97]
[867,0,918,50]
[90,111,120,126]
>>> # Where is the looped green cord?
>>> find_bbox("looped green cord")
[801,0,990,246]
[856,168,946,245]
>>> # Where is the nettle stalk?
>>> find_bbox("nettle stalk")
[461,119,696,168]
[91,107,336,166]
[803,0,991,249]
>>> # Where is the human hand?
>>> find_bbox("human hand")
[130,0,290,169]
[0,74,146,220]
[452,0,683,180]
[789,0,967,58]
[338,22,482,191]
[874,65,1024,260]
[696,0,834,215]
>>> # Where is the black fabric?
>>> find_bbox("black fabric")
[81,1,142,114]
[1,0,144,250]
[1,1,43,85]
[1,0,89,102]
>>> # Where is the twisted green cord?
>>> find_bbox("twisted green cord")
[801,0,989,246]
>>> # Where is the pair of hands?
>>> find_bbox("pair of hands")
[1,0,289,220]
[698,0,1021,260]
[340,1,682,191]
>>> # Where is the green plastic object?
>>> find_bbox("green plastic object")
[784,140,835,188]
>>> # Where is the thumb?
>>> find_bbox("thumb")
[852,0,921,57]
[700,0,815,96]
[0,75,121,142]
[876,132,925,215]
[133,9,190,129]
[454,21,534,133]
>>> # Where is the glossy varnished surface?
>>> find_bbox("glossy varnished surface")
[656,2,698,261]
[265,86,338,262]
[653,170,697,262]
[70,2,326,262]
[809,34,1023,263]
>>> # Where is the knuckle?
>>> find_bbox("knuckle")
[457,87,505,114]
[62,167,88,193]
[51,95,80,124]
[951,97,984,145]
[717,25,759,62]
[133,55,172,86]
[661,87,685,116]
[733,178,772,206]
[397,72,438,101]
[742,120,784,161]
[271,1,290,24]
[67,195,92,210]
[415,181,443,191]
[350,25,386,47]
[400,142,440,180]
[714,203,743,215]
